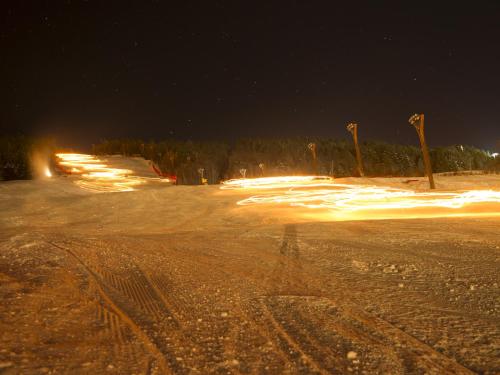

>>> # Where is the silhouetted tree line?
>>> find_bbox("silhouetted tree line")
[91,138,498,184]
[1,136,497,183]
[92,139,230,184]
[0,136,56,181]
[0,136,32,180]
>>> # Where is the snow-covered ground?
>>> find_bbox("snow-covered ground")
[0,157,499,373]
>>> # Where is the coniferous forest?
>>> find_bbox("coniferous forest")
[1,135,498,183]
[91,138,498,184]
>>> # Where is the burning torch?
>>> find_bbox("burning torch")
[259,163,265,177]
[198,168,208,185]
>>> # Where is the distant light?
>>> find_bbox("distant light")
[45,167,52,178]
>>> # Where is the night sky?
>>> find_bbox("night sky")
[1,1,499,150]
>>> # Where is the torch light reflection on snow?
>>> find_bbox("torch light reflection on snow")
[55,153,145,192]
[222,176,500,219]
[221,176,335,190]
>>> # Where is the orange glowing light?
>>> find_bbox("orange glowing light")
[222,176,334,190]
[222,176,500,220]
[55,153,146,192]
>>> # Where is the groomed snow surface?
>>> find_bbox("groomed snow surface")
[0,156,499,374]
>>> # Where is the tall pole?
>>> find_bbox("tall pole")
[198,168,205,185]
[308,142,318,175]
[409,113,435,189]
[346,122,364,177]
[259,163,265,177]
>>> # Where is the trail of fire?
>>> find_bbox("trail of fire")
[56,153,147,192]
[221,176,335,190]
[222,176,500,220]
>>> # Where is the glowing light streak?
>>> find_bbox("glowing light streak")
[55,153,149,192]
[44,167,52,178]
[221,176,334,190]
[223,176,500,220]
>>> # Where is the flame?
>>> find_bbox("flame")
[55,153,145,192]
[222,176,500,220]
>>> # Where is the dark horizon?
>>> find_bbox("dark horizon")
[1,1,499,151]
